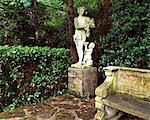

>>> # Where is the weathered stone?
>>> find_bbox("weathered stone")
[104,94,150,120]
[54,103,79,109]
[117,69,150,99]
[68,67,97,99]
[52,109,75,120]
[95,102,104,110]
[95,66,150,120]
[95,110,105,120]
[36,108,57,119]
[105,106,118,119]
[75,107,96,120]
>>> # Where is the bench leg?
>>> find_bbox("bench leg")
[105,106,123,120]
[95,109,105,120]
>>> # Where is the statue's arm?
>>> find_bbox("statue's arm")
[90,18,95,28]
[85,17,95,28]
[84,42,89,51]
[74,18,79,28]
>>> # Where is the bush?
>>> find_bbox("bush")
[0,0,68,47]
[99,0,149,70]
[0,45,70,112]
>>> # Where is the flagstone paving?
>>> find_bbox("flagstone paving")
[0,93,143,120]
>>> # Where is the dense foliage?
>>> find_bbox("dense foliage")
[99,0,150,70]
[73,0,101,9]
[0,46,70,112]
[0,0,103,46]
[0,0,67,47]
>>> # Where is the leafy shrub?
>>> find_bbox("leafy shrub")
[0,0,68,47]
[99,0,150,70]
[0,46,70,112]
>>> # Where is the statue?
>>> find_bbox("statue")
[71,6,95,68]
[82,42,95,68]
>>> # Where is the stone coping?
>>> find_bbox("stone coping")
[103,66,150,73]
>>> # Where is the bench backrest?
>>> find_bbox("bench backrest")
[104,66,150,101]
[113,67,150,100]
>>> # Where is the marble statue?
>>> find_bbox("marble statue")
[82,42,95,68]
[71,6,95,68]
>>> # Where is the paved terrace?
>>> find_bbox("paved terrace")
[0,93,143,120]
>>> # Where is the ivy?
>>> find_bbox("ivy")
[99,0,150,71]
[0,46,70,112]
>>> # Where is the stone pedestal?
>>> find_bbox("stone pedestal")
[68,67,97,99]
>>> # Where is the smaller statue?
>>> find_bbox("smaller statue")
[82,42,95,68]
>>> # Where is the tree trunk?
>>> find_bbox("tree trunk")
[66,0,78,63]
[92,0,112,66]
[101,0,112,35]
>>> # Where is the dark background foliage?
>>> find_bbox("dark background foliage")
[98,0,150,71]
[0,0,68,47]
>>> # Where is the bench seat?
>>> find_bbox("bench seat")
[103,93,150,120]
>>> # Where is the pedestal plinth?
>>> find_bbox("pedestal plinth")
[68,67,97,98]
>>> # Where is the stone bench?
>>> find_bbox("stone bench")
[95,66,150,120]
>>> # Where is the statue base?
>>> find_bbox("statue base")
[68,67,97,99]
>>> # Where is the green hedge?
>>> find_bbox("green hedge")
[0,45,70,112]
[99,0,149,70]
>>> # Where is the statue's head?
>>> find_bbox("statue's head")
[89,42,95,49]
[77,6,86,15]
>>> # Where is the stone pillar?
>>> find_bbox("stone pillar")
[68,67,97,99]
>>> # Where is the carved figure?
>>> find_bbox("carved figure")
[82,42,95,68]
[71,6,95,68]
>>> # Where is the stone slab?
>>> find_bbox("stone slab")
[103,93,150,120]
[68,67,97,98]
